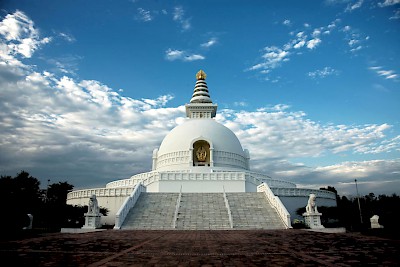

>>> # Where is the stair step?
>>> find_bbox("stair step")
[121,192,286,230]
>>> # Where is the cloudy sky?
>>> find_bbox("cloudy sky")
[0,0,399,197]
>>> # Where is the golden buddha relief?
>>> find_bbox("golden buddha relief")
[193,140,210,165]
[196,146,207,162]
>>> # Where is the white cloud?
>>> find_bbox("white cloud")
[390,9,400,19]
[165,49,184,61]
[283,19,291,26]
[312,29,321,37]
[341,25,368,53]
[306,38,321,49]
[345,0,364,12]
[46,55,82,75]
[234,101,248,107]
[343,25,351,32]
[221,109,393,160]
[184,54,205,61]
[308,67,339,78]
[59,32,75,43]
[0,10,51,58]
[248,20,341,78]
[165,48,204,61]
[310,159,400,195]
[201,38,217,48]
[293,40,305,49]
[369,66,398,80]
[327,20,338,29]
[0,58,181,188]
[262,47,289,63]
[136,8,153,22]
[173,6,191,31]
[248,46,290,72]
[378,0,400,7]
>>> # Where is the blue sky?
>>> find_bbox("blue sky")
[0,0,399,196]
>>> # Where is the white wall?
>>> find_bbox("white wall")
[145,180,246,192]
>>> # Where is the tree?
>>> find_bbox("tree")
[0,171,79,234]
[40,181,75,229]
[0,171,42,232]
[47,182,74,205]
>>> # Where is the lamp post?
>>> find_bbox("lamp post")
[355,179,363,224]
[46,179,50,203]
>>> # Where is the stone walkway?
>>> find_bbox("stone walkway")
[1,230,399,266]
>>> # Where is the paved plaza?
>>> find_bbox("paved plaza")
[1,229,399,266]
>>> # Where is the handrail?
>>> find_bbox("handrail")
[114,182,145,229]
[67,187,133,200]
[223,186,233,228]
[172,185,182,229]
[257,183,292,229]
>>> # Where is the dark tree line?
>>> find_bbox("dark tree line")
[0,171,107,236]
[296,186,400,232]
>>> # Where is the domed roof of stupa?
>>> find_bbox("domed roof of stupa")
[155,70,249,172]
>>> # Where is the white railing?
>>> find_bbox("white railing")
[257,183,292,229]
[247,171,297,188]
[114,182,145,229]
[223,186,233,229]
[67,187,134,200]
[172,186,182,229]
[270,187,337,199]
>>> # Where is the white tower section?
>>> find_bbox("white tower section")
[185,70,218,119]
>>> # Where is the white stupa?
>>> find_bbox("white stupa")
[67,70,337,228]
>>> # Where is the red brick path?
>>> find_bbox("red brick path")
[1,230,399,266]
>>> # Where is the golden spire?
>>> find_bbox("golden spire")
[196,69,207,80]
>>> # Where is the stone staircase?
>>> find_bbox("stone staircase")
[120,192,286,230]
[226,192,285,229]
[121,193,178,229]
[175,193,231,230]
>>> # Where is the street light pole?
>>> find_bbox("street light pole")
[46,179,50,203]
[355,179,363,224]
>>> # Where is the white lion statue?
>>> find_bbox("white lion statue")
[88,194,99,215]
[306,193,318,213]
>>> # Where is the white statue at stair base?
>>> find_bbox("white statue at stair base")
[303,193,324,229]
[82,194,102,229]
[306,194,318,213]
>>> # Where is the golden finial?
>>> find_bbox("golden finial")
[196,70,207,80]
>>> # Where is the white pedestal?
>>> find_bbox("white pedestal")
[303,212,324,229]
[82,213,102,229]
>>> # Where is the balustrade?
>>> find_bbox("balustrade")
[114,182,145,229]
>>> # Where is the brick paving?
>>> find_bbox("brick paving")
[1,229,399,266]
